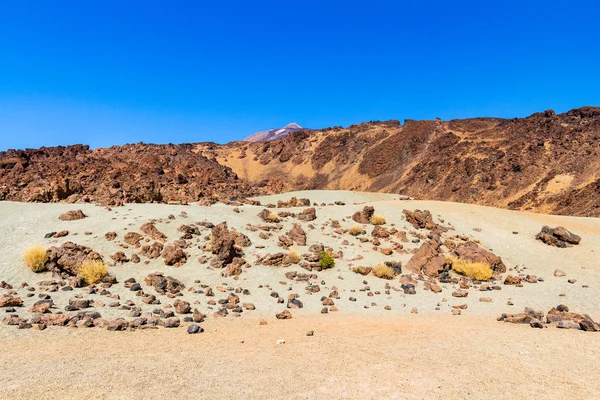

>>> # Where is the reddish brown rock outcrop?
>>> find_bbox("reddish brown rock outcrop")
[140,222,167,242]
[144,273,184,294]
[405,239,447,277]
[210,222,244,267]
[0,143,258,206]
[403,209,436,230]
[352,206,374,224]
[452,241,506,274]
[536,226,581,248]
[45,242,103,275]
[59,210,86,221]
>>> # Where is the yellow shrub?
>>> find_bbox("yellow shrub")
[348,225,363,236]
[23,245,48,272]
[78,260,108,284]
[370,215,386,225]
[266,212,279,222]
[285,251,301,265]
[372,264,396,279]
[450,258,493,281]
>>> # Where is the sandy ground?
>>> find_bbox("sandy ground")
[1,190,600,399]
[1,314,600,400]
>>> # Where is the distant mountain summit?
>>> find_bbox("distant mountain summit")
[243,123,303,142]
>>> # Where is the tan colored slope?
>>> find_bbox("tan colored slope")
[198,107,600,217]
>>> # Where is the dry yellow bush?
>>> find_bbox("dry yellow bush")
[23,245,48,272]
[450,258,493,281]
[370,214,386,225]
[348,225,363,236]
[286,251,301,265]
[266,212,279,222]
[78,260,108,284]
[372,264,396,279]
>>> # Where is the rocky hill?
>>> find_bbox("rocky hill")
[0,143,259,206]
[1,106,599,216]
[199,106,600,217]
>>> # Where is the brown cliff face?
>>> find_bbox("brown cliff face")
[198,107,600,217]
[2,106,600,216]
[0,143,258,205]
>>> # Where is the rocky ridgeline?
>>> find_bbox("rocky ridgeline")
[0,143,260,205]
[3,107,600,217]
[0,202,594,334]
[199,106,600,217]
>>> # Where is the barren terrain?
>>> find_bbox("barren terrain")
[1,190,599,399]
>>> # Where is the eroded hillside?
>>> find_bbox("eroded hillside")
[197,107,600,216]
[1,107,599,216]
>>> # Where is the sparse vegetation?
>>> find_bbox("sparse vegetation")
[23,245,48,272]
[351,266,372,275]
[78,260,108,284]
[285,251,301,265]
[372,264,396,279]
[266,211,279,222]
[449,258,493,281]
[319,251,335,269]
[348,225,364,236]
[370,214,386,225]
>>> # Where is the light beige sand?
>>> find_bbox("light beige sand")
[1,190,600,399]
[1,314,599,400]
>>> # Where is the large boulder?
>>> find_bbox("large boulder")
[297,208,317,222]
[211,222,241,266]
[287,223,307,246]
[144,273,185,294]
[140,222,167,242]
[124,232,143,245]
[140,242,163,259]
[405,239,447,277]
[536,226,581,248]
[352,206,374,224]
[371,225,390,238]
[403,209,437,230]
[161,245,187,266]
[0,296,23,307]
[45,242,103,275]
[257,209,280,223]
[257,253,287,267]
[59,210,87,221]
[452,241,506,274]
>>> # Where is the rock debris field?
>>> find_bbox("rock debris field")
[1,190,600,399]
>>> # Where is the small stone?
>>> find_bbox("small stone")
[276,339,286,345]
[306,330,314,336]
[187,324,204,334]
[276,310,292,319]
[554,269,566,277]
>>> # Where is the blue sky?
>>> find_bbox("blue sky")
[1,1,599,150]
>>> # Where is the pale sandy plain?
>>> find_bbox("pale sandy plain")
[1,190,599,399]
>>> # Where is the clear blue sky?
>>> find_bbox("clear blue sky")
[1,1,599,151]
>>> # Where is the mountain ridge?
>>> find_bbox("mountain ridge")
[243,123,304,142]
[1,106,600,216]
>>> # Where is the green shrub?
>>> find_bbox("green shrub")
[319,251,335,269]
